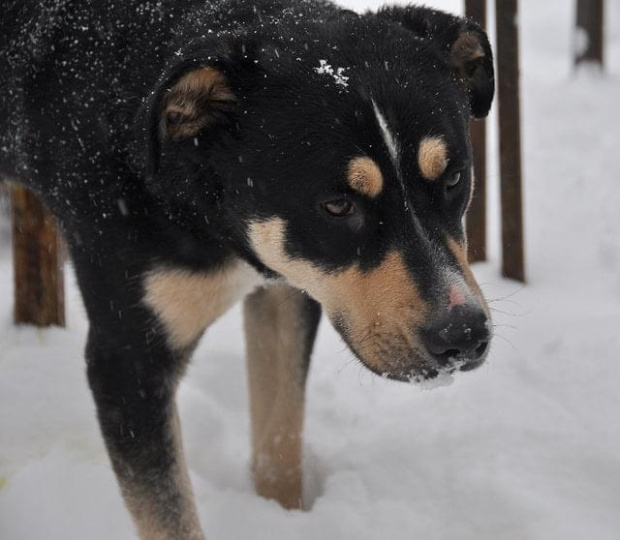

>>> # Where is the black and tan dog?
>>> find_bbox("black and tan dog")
[1,0,494,537]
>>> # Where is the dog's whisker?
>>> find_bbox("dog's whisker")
[485,286,526,303]
[487,298,524,309]
[489,306,530,317]
[273,290,303,309]
[491,323,517,330]
[491,332,519,352]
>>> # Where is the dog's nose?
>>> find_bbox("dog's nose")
[422,306,490,369]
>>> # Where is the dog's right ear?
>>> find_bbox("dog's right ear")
[142,39,260,179]
[160,66,237,141]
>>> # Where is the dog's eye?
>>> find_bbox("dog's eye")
[323,198,355,217]
[446,171,462,189]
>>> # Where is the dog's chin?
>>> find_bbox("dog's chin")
[355,349,488,386]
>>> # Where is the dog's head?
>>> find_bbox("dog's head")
[143,6,494,382]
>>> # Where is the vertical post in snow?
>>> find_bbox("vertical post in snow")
[11,185,65,326]
[496,0,525,282]
[575,0,605,67]
[465,0,487,263]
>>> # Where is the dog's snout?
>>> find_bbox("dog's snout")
[422,306,490,369]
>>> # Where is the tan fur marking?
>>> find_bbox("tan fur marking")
[249,219,430,373]
[244,285,310,509]
[347,156,384,198]
[162,66,236,139]
[451,32,486,79]
[144,260,262,349]
[418,136,449,180]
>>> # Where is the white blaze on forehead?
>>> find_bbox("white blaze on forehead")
[371,98,417,222]
[371,99,399,164]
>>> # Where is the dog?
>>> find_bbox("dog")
[0,0,494,537]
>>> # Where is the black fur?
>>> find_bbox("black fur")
[0,0,494,279]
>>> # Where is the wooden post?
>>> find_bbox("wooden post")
[575,0,605,67]
[496,0,525,282]
[11,185,65,326]
[465,0,487,263]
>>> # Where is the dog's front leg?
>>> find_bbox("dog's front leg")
[72,250,209,540]
[244,284,321,510]
[86,323,204,540]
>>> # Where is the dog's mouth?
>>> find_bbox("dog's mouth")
[403,353,488,387]
[334,318,490,386]
[363,349,488,387]
[369,353,486,385]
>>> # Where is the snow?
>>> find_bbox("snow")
[314,59,350,88]
[2,0,620,539]
[574,26,590,58]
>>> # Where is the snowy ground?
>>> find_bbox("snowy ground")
[2,1,620,539]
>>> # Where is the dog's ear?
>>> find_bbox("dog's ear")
[141,39,260,179]
[448,25,494,118]
[376,6,494,118]
[161,66,237,141]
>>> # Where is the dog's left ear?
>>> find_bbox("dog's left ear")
[448,26,494,118]
[377,6,494,118]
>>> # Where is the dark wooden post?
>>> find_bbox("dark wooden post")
[11,185,65,326]
[575,0,605,67]
[496,0,525,282]
[465,0,487,263]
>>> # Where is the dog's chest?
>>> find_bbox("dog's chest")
[143,259,264,349]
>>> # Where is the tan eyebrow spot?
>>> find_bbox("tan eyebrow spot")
[347,157,384,198]
[418,136,449,180]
